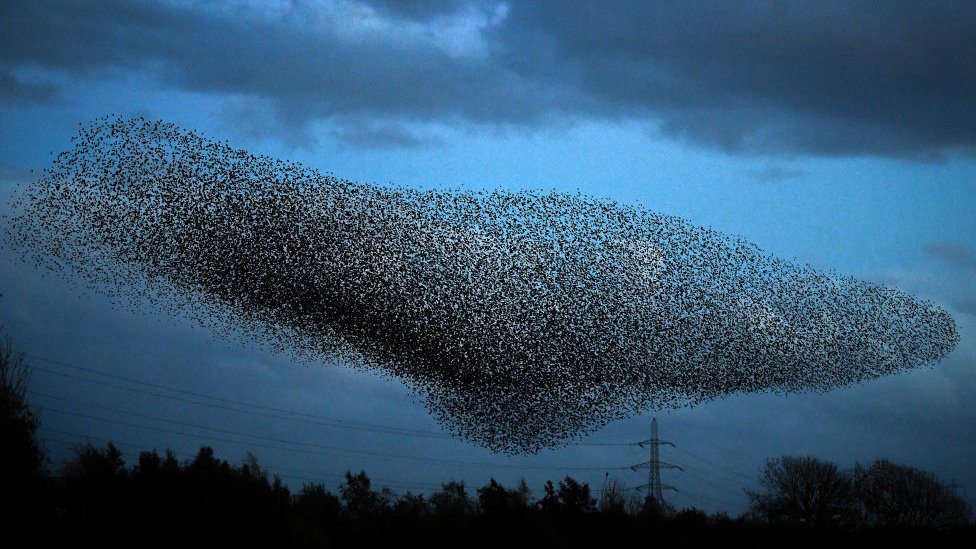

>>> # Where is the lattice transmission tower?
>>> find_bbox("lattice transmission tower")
[631,417,682,506]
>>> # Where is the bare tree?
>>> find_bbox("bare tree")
[855,459,971,529]
[747,456,855,529]
[598,477,628,514]
[0,335,44,523]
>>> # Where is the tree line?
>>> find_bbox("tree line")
[2,338,972,546]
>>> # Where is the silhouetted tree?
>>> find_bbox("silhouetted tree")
[855,459,972,529]
[748,456,855,529]
[0,336,45,527]
[540,476,596,515]
[339,470,391,521]
[514,478,533,508]
[477,478,532,517]
[294,482,341,526]
[133,448,180,480]
[539,480,559,513]
[393,492,430,520]
[637,496,675,520]
[129,448,182,533]
[477,478,510,515]
[158,446,287,542]
[242,451,267,481]
[430,480,477,518]
[63,441,126,480]
[61,441,129,536]
[598,477,629,514]
[186,445,227,477]
[673,507,709,530]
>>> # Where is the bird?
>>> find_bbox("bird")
[7,116,960,454]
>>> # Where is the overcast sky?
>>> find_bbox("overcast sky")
[1,0,974,514]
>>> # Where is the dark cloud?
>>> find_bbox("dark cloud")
[926,242,976,273]
[0,0,562,126]
[366,0,486,20]
[748,165,804,183]
[331,119,442,149]
[499,1,976,157]
[953,297,976,317]
[0,70,57,105]
[0,163,35,182]
[921,242,976,316]
[1,0,974,157]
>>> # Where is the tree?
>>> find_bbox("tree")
[477,478,533,516]
[133,448,181,481]
[637,495,675,519]
[514,478,533,509]
[672,507,709,530]
[855,459,971,529]
[597,477,628,514]
[294,483,341,525]
[0,336,45,525]
[539,476,596,515]
[130,449,183,531]
[429,480,477,518]
[539,480,559,513]
[242,451,267,482]
[63,441,126,480]
[747,456,855,529]
[477,478,511,515]
[186,445,230,480]
[339,470,391,521]
[392,492,430,520]
[61,441,130,530]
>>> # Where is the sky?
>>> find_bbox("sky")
[1,0,975,514]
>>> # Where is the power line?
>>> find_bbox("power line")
[39,427,635,495]
[680,463,754,495]
[26,352,640,447]
[575,442,642,447]
[623,419,751,513]
[38,430,445,492]
[29,364,457,439]
[672,446,755,483]
[27,354,451,438]
[30,391,633,472]
[679,467,749,499]
[25,357,746,511]
[670,486,729,510]
[38,410,742,508]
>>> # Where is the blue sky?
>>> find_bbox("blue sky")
[1,1,974,514]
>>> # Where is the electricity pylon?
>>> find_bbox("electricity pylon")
[631,417,681,506]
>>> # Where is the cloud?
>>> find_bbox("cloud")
[331,118,443,149]
[366,0,488,20]
[0,0,557,133]
[0,70,58,104]
[1,0,973,157]
[923,243,976,316]
[926,242,976,273]
[748,165,804,183]
[500,1,976,158]
[0,163,35,182]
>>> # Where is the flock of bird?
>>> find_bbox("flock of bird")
[7,117,959,453]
